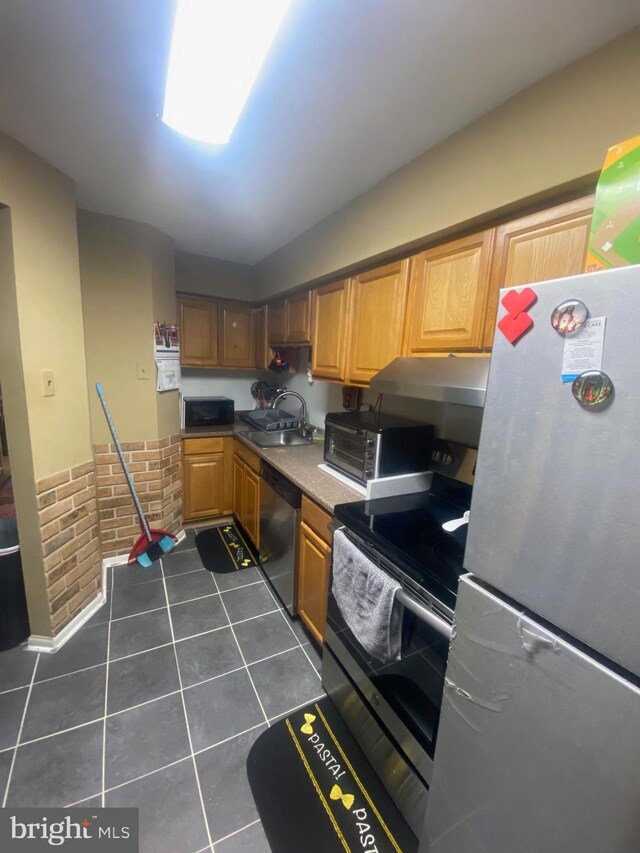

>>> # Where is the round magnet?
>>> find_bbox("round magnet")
[572,371,614,411]
[551,299,589,336]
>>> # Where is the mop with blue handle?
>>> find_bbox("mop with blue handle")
[95,382,177,567]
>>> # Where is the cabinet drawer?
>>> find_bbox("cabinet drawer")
[183,437,225,456]
[301,495,333,547]
[233,438,261,473]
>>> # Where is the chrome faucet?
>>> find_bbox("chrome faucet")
[272,391,315,439]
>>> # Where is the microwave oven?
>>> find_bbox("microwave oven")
[324,410,435,486]
[181,396,234,429]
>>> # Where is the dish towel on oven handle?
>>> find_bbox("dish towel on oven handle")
[332,529,403,663]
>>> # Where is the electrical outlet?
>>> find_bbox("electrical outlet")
[342,385,361,411]
[41,369,55,397]
[137,362,151,380]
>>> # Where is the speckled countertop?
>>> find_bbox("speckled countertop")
[180,424,236,439]
[180,419,361,513]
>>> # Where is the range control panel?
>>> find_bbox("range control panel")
[430,440,477,485]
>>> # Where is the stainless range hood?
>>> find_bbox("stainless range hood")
[369,356,489,407]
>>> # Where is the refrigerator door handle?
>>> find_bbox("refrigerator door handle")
[396,589,453,640]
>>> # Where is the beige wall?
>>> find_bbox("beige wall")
[175,250,256,301]
[0,131,94,637]
[0,209,50,635]
[255,28,640,296]
[150,226,180,439]
[0,131,93,476]
[79,211,179,445]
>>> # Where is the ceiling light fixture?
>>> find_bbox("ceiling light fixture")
[162,0,293,145]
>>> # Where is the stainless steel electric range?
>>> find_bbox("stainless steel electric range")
[322,441,476,837]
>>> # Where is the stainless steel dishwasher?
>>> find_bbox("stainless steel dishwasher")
[258,462,302,616]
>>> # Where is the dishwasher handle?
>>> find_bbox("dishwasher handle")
[260,462,302,509]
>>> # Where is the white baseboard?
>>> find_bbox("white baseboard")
[28,587,107,654]
[27,529,186,654]
[101,553,128,568]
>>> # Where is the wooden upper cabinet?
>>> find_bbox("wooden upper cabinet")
[267,300,285,345]
[285,290,312,344]
[405,230,494,353]
[178,297,218,367]
[254,305,270,370]
[311,280,350,382]
[347,259,410,386]
[483,197,593,348]
[219,302,255,368]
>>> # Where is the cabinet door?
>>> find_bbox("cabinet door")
[219,302,255,368]
[183,453,224,520]
[311,280,350,381]
[255,305,270,370]
[267,300,285,346]
[243,467,260,548]
[232,455,244,523]
[178,297,218,367]
[222,437,233,515]
[483,197,593,348]
[297,521,331,645]
[285,290,312,344]
[405,230,494,353]
[347,259,410,385]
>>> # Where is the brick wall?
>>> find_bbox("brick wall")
[94,435,182,559]
[37,461,102,634]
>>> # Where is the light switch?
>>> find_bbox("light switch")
[41,369,55,397]
[137,362,151,380]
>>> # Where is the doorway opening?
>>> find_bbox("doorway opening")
[0,383,14,520]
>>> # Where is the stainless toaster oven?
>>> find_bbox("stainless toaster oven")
[323,410,434,486]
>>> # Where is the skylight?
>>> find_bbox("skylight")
[162,0,293,145]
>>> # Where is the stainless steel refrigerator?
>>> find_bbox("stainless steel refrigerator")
[421,266,640,852]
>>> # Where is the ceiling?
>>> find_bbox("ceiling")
[0,0,638,264]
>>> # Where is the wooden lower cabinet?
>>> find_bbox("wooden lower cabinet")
[232,454,244,520]
[232,439,261,548]
[243,467,260,547]
[297,496,333,644]
[182,437,232,522]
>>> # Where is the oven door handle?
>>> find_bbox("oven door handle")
[396,589,453,640]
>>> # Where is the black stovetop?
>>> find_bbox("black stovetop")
[333,473,472,612]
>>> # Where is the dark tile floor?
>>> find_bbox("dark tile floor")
[0,528,325,852]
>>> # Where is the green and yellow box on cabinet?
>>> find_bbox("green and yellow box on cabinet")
[586,134,640,272]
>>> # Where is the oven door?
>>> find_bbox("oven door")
[325,529,453,788]
[324,422,368,483]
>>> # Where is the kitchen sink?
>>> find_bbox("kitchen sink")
[240,430,313,448]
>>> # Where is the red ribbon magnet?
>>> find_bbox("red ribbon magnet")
[497,287,537,345]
